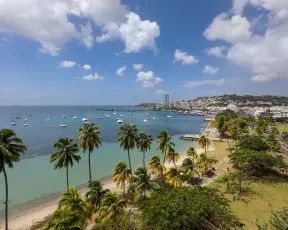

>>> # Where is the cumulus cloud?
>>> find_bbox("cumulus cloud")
[205,0,288,82]
[83,73,103,81]
[0,0,159,55]
[96,12,160,53]
[204,13,252,43]
[116,66,126,76]
[83,64,92,70]
[185,78,224,88]
[174,49,198,65]
[206,46,226,57]
[133,64,143,71]
[203,65,219,74]
[136,71,163,88]
[58,61,76,68]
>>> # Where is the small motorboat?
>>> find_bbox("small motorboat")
[117,119,123,123]
[11,121,16,126]
[60,124,67,127]
[73,116,77,119]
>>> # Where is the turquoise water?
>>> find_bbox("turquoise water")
[0,106,205,213]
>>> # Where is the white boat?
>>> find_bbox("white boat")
[153,116,156,120]
[23,121,28,126]
[113,108,116,115]
[116,117,119,120]
[82,118,88,122]
[117,119,123,123]
[143,119,148,123]
[166,110,173,118]
[60,117,67,127]
[63,115,67,119]
[105,110,110,118]
[25,117,28,121]
[85,121,90,124]
[120,114,123,117]
[11,121,16,126]
[47,114,50,122]
[73,116,77,119]
[97,113,101,119]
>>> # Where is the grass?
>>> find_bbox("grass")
[274,123,288,133]
[211,173,288,229]
[208,140,232,161]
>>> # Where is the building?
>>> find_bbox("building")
[163,93,169,109]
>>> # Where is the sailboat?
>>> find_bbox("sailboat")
[117,119,123,123]
[25,117,28,121]
[143,111,148,123]
[105,110,110,118]
[60,117,67,127]
[47,114,50,122]
[113,107,116,115]
[11,119,16,126]
[62,112,67,119]
[153,112,156,120]
[97,113,101,119]
[16,112,20,119]
[23,121,28,126]
[73,116,78,119]
[166,109,173,118]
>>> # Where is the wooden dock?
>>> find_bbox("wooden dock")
[180,135,200,141]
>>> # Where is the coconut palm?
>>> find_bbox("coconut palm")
[77,123,102,183]
[133,167,159,200]
[181,158,199,182]
[187,147,198,163]
[165,167,181,188]
[198,135,210,154]
[112,161,132,198]
[117,124,138,171]
[196,153,218,171]
[156,130,175,164]
[137,132,153,169]
[0,129,26,230]
[166,147,180,168]
[44,208,84,230]
[85,180,109,211]
[58,188,92,220]
[97,192,127,224]
[149,155,166,181]
[50,138,81,191]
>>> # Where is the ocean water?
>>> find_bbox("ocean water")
[0,106,205,214]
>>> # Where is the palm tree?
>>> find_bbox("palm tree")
[77,123,102,183]
[50,138,81,191]
[117,124,138,171]
[198,135,210,154]
[181,158,199,183]
[85,180,109,211]
[58,188,92,220]
[196,153,218,171]
[137,132,152,169]
[97,192,127,225]
[187,147,198,163]
[0,129,26,230]
[165,167,181,188]
[166,147,180,168]
[133,167,159,200]
[149,155,166,181]
[44,208,84,230]
[112,161,132,198]
[156,130,175,164]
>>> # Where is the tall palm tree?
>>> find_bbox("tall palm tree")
[50,138,81,191]
[156,130,175,164]
[0,129,26,230]
[166,147,180,168]
[85,180,109,211]
[58,187,92,220]
[198,135,210,154]
[44,208,84,230]
[97,192,127,225]
[112,161,132,198]
[165,167,181,188]
[196,153,218,171]
[181,158,199,182]
[77,123,102,183]
[117,124,138,172]
[133,167,159,200]
[137,132,152,169]
[149,155,166,181]
[187,147,198,163]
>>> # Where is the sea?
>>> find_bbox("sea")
[0,106,205,215]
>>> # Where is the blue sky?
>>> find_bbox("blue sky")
[0,0,288,105]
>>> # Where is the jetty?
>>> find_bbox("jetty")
[180,135,200,141]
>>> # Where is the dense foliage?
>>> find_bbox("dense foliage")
[238,135,269,152]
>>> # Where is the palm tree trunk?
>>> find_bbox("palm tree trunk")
[127,147,132,170]
[2,163,8,230]
[143,151,146,169]
[173,158,177,169]
[88,150,92,183]
[66,166,69,191]
[162,151,166,165]
[123,180,126,198]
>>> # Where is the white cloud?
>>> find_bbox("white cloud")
[204,13,252,43]
[174,49,198,65]
[0,0,159,55]
[155,89,168,95]
[185,78,224,88]
[206,46,226,57]
[83,64,92,70]
[136,71,163,88]
[58,61,76,68]
[83,73,103,81]
[203,65,219,74]
[116,66,126,76]
[133,64,143,71]
[1,38,8,42]
[96,12,160,53]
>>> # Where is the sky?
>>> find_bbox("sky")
[0,0,288,105]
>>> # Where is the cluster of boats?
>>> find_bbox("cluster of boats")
[177,110,205,116]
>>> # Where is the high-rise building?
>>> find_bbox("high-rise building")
[163,93,169,109]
